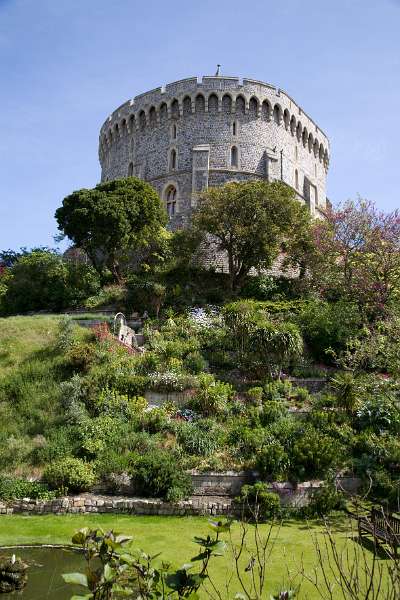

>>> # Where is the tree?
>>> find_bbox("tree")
[55,177,168,282]
[193,180,312,291]
[1,249,100,314]
[308,199,400,319]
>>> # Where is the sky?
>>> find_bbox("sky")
[1,0,399,250]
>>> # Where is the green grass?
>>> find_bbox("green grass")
[0,514,382,599]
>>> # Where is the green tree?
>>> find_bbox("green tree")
[1,249,100,314]
[55,177,168,282]
[193,180,312,291]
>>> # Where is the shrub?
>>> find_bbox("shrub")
[247,387,263,405]
[306,481,345,517]
[298,300,361,363]
[127,279,166,317]
[240,275,278,301]
[132,450,193,502]
[260,401,288,426]
[43,457,96,492]
[256,440,289,479]
[183,352,208,374]
[176,420,223,456]
[290,428,341,480]
[56,315,75,352]
[293,386,310,404]
[356,396,400,434]
[235,482,281,521]
[0,476,56,501]
[65,342,97,373]
[191,373,234,416]
[264,380,292,401]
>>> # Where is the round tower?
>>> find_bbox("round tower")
[99,76,330,228]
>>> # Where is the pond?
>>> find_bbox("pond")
[0,546,84,599]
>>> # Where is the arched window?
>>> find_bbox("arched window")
[128,162,134,176]
[295,169,299,190]
[208,94,218,113]
[273,104,282,125]
[171,99,179,119]
[236,95,245,114]
[169,148,177,171]
[195,94,205,113]
[261,100,271,121]
[165,186,177,218]
[231,146,239,168]
[149,106,157,128]
[249,97,258,116]
[290,115,296,136]
[139,110,146,130]
[222,94,232,113]
[159,103,168,124]
[284,109,290,130]
[128,114,135,132]
[183,96,192,116]
[232,120,237,136]
[296,122,302,142]
[171,124,177,140]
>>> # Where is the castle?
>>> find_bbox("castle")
[99,76,330,228]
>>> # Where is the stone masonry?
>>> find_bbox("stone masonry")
[99,76,330,230]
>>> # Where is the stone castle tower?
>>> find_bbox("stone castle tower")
[99,76,330,228]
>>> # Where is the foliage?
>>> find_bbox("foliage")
[308,198,400,320]
[132,449,193,502]
[55,315,75,352]
[43,457,96,493]
[194,180,312,290]
[298,300,361,362]
[55,177,168,282]
[176,420,223,456]
[236,482,281,521]
[0,249,100,314]
[305,481,345,516]
[127,277,166,317]
[256,439,290,480]
[64,522,229,600]
[0,475,56,501]
[191,373,234,416]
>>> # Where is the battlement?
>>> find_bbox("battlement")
[100,75,330,151]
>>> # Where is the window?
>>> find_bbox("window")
[171,124,177,139]
[170,148,177,171]
[295,169,299,190]
[165,186,177,218]
[232,121,237,136]
[128,162,134,176]
[231,146,239,168]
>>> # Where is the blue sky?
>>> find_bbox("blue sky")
[1,0,399,250]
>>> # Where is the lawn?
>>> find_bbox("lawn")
[0,514,382,599]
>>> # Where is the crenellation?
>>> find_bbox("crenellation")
[99,75,330,227]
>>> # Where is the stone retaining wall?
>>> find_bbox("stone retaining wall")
[0,478,360,517]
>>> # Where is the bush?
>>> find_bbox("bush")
[0,476,56,501]
[43,457,96,493]
[298,300,361,363]
[290,428,341,480]
[306,481,345,517]
[191,373,234,416]
[256,439,289,479]
[183,352,208,374]
[132,450,193,502]
[247,387,263,405]
[235,482,281,521]
[65,342,97,373]
[176,420,223,456]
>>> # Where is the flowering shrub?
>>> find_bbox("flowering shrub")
[149,371,186,393]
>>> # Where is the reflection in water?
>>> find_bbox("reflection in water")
[0,547,84,599]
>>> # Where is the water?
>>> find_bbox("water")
[0,546,84,599]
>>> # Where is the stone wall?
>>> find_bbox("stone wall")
[0,479,360,517]
[99,75,330,229]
